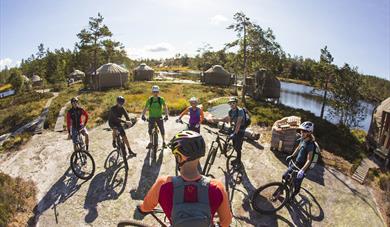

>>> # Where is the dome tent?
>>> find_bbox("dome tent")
[68,69,85,81]
[203,65,231,86]
[133,63,154,81]
[31,75,43,87]
[246,69,280,100]
[89,63,129,90]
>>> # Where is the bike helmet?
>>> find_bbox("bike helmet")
[189,97,198,103]
[116,96,125,105]
[298,121,314,133]
[70,97,79,103]
[228,96,238,103]
[152,85,160,92]
[169,130,206,162]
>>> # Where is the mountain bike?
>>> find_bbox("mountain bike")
[112,120,136,170]
[251,160,302,214]
[202,126,234,177]
[70,129,95,180]
[176,118,200,132]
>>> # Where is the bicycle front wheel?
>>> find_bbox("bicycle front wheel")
[202,147,217,176]
[70,150,95,180]
[251,182,290,214]
[117,220,153,227]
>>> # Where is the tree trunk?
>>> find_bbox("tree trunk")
[242,22,247,107]
[320,80,328,119]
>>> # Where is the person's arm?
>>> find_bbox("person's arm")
[81,109,89,126]
[302,150,314,172]
[234,116,243,134]
[139,176,168,212]
[123,107,130,121]
[141,99,149,117]
[163,100,169,116]
[66,111,71,134]
[290,145,300,157]
[200,108,204,123]
[215,182,233,227]
[179,107,189,119]
[214,115,230,123]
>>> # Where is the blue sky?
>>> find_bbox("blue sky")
[0,0,389,80]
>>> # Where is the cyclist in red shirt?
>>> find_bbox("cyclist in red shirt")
[66,97,89,151]
[137,131,232,227]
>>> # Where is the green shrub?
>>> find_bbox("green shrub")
[0,172,36,226]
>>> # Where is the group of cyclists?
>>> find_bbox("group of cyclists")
[65,85,317,227]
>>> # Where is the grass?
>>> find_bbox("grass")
[0,172,37,227]
[45,84,81,129]
[0,92,53,135]
[0,133,33,153]
[70,82,234,128]
[246,98,367,164]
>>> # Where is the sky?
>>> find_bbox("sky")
[0,0,389,80]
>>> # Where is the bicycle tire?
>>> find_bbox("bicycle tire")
[70,150,95,180]
[117,220,153,227]
[202,147,217,176]
[251,182,290,214]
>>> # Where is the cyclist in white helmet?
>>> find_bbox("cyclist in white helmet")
[284,121,315,199]
[141,85,169,148]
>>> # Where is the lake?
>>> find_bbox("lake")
[280,81,374,131]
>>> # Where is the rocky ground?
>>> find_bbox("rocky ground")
[0,116,386,227]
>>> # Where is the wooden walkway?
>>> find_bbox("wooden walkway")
[54,102,70,132]
[352,157,379,184]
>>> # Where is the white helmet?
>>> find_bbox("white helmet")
[152,85,160,92]
[189,97,198,103]
[298,121,314,133]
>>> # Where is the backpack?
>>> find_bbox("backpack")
[309,141,321,169]
[148,96,162,108]
[235,108,251,129]
[171,176,212,227]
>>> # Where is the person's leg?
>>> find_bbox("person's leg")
[147,119,154,148]
[81,128,89,151]
[282,164,293,180]
[112,128,118,148]
[233,131,245,163]
[292,174,305,198]
[122,133,136,156]
[157,118,165,145]
[71,128,78,151]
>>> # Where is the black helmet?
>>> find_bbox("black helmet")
[169,130,206,161]
[70,97,78,103]
[116,96,125,105]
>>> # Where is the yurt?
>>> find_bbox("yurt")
[203,65,231,86]
[68,69,85,81]
[367,97,390,166]
[31,75,43,87]
[133,63,154,81]
[90,63,129,90]
[253,69,281,99]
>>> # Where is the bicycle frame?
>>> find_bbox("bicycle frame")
[205,127,232,158]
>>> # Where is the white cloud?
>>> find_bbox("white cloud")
[126,42,176,59]
[0,58,13,70]
[210,14,228,26]
[144,42,174,52]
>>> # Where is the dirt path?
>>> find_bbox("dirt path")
[0,116,385,227]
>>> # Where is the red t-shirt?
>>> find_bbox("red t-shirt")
[140,175,232,227]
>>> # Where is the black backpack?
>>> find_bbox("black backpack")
[148,96,162,108]
[232,108,251,129]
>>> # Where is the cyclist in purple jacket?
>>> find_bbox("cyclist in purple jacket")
[176,97,204,133]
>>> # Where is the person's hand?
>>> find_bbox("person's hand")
[229,133,236,139]
[164,115,168,121]
[126,121,132,127]
[141,115,146,121]
[297,170,305,179]
[136,205,150,216]
[175,118,181,123]
[286,155,293,162]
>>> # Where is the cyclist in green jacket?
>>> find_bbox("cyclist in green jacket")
[141,85,169,148]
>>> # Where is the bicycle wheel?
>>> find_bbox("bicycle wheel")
[251,182,290,214]
[152,131,158,159]
[202,147,217,176]
[70,150,95,180]
[117,220,152,227]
